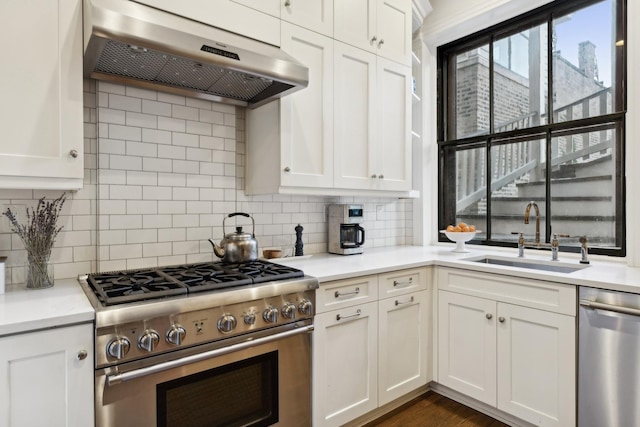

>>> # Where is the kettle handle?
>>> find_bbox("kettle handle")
[223,212,256,236]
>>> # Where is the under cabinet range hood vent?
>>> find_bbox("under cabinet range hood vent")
[83,0,309,108]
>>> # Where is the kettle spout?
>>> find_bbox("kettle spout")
[209,238,225,259]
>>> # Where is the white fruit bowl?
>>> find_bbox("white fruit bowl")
[440,230,480,253]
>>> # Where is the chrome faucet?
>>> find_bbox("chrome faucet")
[524,201,541,245]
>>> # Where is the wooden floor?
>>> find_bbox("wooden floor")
[366,392,510,427]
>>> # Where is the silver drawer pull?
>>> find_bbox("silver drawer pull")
[393,278,413,287]
[395,296,415,306]
[335,287,360,298]
[336,309,362,321]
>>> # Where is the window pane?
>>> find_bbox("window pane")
[552,0,617,122]
[454,45,490,139]
[454,145,487,238]
[550,128,617,247]
[493,24,548,132]
[489,138,546,243]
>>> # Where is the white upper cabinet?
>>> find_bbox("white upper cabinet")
[334,42,411,192]
[231,0,281,18]
[132,0,281,45]
[0,0,83,190]
[334,0,412,65]
[246,24,334,194]
[281,0,334,37]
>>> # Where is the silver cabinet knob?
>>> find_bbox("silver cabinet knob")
[499,316,506,323]
[486,313,493,320]
[284,0,291,6]
[284,166,291,172]
[76,350,88,361]
[379,174,384,179]
[263,306,279,323]
[371,174,378,178]
[165,324,186,345]
[371,36,377,44]
[298,299,313,316]
[138,329,160,352]
[107,337,130,360]
[378,39,385,48]
[217,314,237,333]
[282,302,296,319]
[69,149,78,158]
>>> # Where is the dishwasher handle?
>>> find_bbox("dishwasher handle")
[579,299,640,317]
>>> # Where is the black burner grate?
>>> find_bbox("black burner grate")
[86,260,305,306]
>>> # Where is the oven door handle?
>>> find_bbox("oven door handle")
[107,325,314,386]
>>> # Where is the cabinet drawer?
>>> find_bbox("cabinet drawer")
[316,275,378,313]
[437,267,576,315]
[379,267,429,298]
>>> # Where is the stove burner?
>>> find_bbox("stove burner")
[86,260,305,306]
[88,270,187,305]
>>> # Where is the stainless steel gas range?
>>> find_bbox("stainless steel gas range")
[78,260,318,427]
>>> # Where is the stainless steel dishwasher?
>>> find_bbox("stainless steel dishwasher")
[579,287,640,427]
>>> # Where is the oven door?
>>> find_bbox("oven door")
[96,322,312,427]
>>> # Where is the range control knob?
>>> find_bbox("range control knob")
[282,302,296,319]
[263,306,279,323]
[107,337,130,360]
[138,329,160,352]
[298,299,313,316]
[217,314,237,333]
[166,324,187,345]
[244,312,256,325]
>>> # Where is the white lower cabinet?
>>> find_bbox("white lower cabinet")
[313,268,430,427]
[437,268,576,427]
[0,323,94,427]
[378,289,428,405]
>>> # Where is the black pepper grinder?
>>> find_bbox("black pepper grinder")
[295,224,304,256]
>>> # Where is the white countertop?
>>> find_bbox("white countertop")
[0,278,94,337]
[3,244,640,337]
[277,245,640,293]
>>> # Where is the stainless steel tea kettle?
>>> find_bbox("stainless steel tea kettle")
[208,212,258,263]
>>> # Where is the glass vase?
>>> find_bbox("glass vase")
[26,256,54,289]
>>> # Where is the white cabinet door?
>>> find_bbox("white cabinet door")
[333,42,377,190]
[133,0,281,45]
[334,0,411,65]
[334,0,377,54]
[280,23,334,188]
[497,303,576,427]
[0,0,83,190]
[376,57,411,191]
[378,290,429,405]
[376,0,412,64]
[438,290,497,406]
[281,0,334,36]
[0,324,94,427]
[231,0,281,17]
[246,24,334,194]
[313,302,378,427]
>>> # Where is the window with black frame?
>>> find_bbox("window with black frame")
[437,0,626,256]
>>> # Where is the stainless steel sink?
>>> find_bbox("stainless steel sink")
[464,255,589,273]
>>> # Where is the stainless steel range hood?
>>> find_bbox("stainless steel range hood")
[83,0,309,108]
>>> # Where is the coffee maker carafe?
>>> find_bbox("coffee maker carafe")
[328,204,365,255]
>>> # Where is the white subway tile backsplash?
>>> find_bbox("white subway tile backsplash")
[143,157,172,173]
[172,105,199,121]
[172,132,199,147]
[0,81,410,285]
[126,112,158,129]
[127,141,158,158]
[142,128,172,145]
[158,116,186,133]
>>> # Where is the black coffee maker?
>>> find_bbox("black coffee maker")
[328,204,365,255]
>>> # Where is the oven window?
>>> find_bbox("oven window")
[157,351,279,427]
